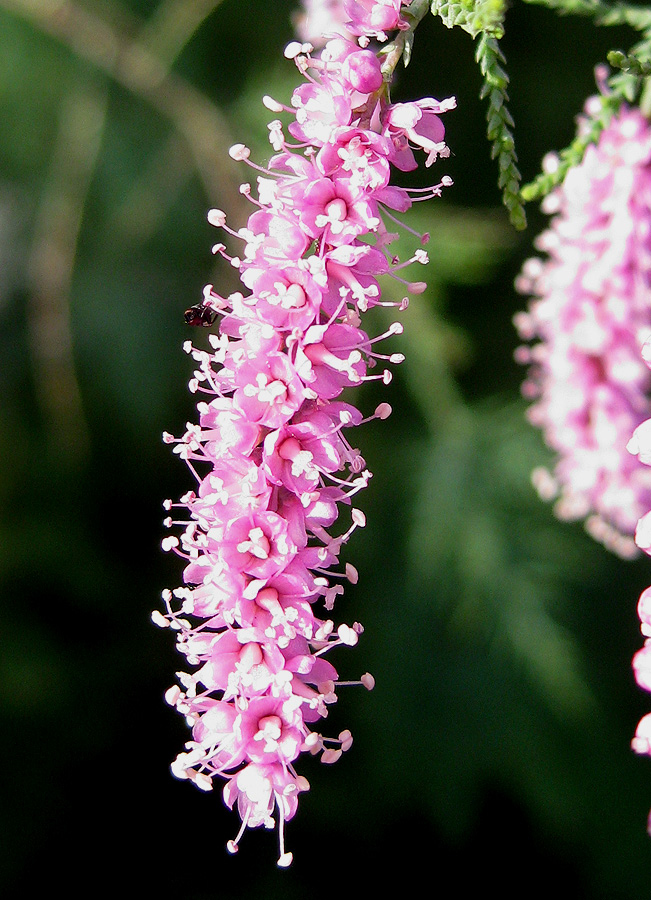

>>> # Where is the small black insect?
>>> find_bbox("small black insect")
[184,303,217,327]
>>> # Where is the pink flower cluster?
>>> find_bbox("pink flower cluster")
[157,8,454,866]
[295,0,412,46]
[515,105,651,558]
[295,0,354,45]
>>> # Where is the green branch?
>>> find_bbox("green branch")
[520,1,651,203]
[476,31,526,229]
[432,1,526,229]
[608,49,651,77]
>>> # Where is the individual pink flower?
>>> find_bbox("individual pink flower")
[382,98,456,170]
[515,105,651,558]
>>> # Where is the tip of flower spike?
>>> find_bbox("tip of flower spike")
[345,563,359,584]
[151,610,169,628]
[337,624,358,646]
[643,338,651,367]
[318,679,336,697]
[164,685,181,705]
[304,732,320,750]
[263,95,284,112]
[531,467,558,502]
[284,41,307,59]
[229,144,251,161]
[195,773,213,792]
[207,208,226,226]
[321,749,342,764]
[351,508,366,527]
[339,730,353,752]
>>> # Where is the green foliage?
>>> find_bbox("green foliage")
[432,0,526,229]
[431,0,507,37]
[609,48,651,77]
[476,31,527,229]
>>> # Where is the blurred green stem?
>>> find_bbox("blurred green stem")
[139,0,226,68]
[27,80,108,460]
[114,0,227,240]
[1,0,247,221]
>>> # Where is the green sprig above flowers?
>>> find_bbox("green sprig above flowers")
[433,0,526,229]
[476,31,526,229]
[431,0,507,38]
[608,49,651,78]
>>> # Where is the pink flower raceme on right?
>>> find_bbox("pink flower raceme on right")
[515,105,651,557]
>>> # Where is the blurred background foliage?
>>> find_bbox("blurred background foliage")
[1,0,651,896]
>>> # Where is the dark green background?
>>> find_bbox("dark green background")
[1,0,650,896]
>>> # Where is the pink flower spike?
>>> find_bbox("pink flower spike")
[516,104,651,554]
[160,8,454,862]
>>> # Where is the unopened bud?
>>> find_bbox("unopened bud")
[345,563,359,584]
